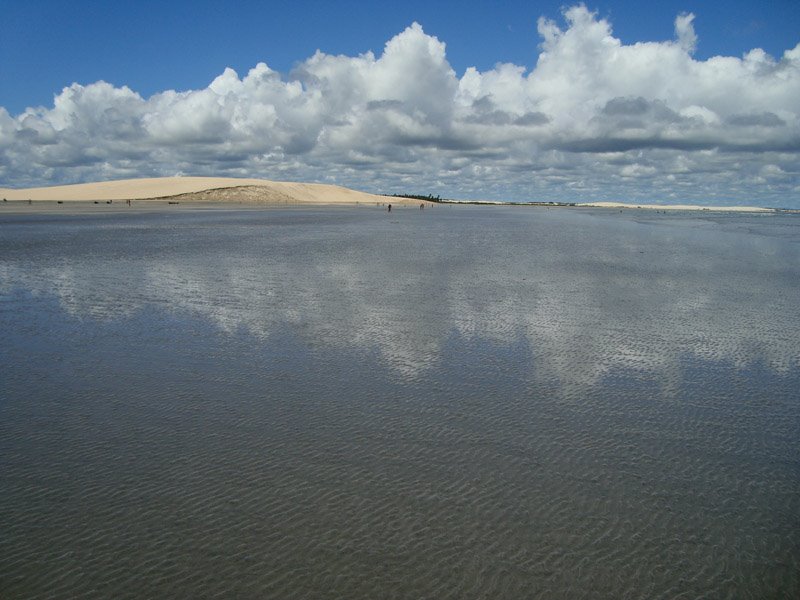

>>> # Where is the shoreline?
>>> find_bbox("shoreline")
[0,199,421,215]
[1,198,791,216]
[576,201,777,213]
[0,177,792,214]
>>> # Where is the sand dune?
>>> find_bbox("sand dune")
[1,177,778,212]
[579,201,774,213]
[0,177,413,205]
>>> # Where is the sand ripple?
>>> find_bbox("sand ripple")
[1,207,799,598]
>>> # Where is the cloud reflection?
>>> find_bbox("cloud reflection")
[1,209,798,391]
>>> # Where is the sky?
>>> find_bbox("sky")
[1,0,799,206]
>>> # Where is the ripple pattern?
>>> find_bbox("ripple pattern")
[1,207,799,599]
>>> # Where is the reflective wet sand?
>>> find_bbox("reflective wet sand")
[1,206,798,598]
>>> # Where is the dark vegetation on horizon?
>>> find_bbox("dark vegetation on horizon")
[386,193,445,203]
[385,192,577,207]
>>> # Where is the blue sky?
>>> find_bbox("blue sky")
[1,1,799,206]
[3,0,797,114]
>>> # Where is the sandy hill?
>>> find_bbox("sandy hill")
[579,201,773,213]
[0,177,414,205]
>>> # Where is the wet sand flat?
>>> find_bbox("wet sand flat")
[1,206,798,598]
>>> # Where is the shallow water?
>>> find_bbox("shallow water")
[1,205,799,598]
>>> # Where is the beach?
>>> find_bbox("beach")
[578,200,776,212]
[0,177,784,214]
[1,205,798,598]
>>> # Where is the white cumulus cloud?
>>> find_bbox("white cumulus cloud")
[1,4,799,206]
[675,13,698,54]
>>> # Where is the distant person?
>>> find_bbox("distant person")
[420,203,424,210]
[388,204,392,212]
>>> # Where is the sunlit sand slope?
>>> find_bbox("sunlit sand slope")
[0,177,409,204]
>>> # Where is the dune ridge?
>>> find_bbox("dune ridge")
[0,177,408,205]
[1,177,780,212]
[579,201,774,213]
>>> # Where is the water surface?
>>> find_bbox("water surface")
[1,206,799,598]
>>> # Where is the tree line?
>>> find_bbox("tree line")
[385,193,444,203]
